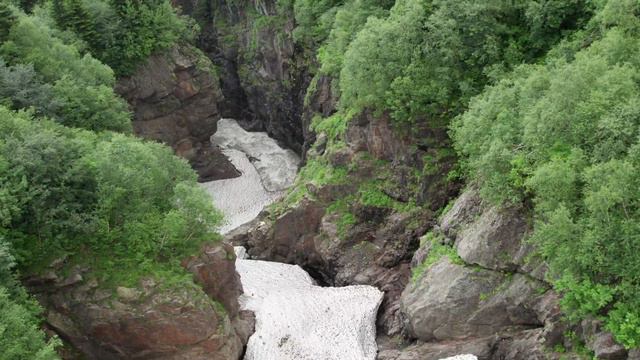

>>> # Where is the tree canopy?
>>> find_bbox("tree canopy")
[452,0,640,347]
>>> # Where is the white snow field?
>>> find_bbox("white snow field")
[234,248,384,360]
[200,118,300,234]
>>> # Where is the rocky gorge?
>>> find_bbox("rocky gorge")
[26,0,640,359]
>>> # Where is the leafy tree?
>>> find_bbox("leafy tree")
[292,0,344,46]
[338,0,593,125]
[0,106,221,284]
[51,0,99,49]
[317,0,390,78]
[0,13,132,132]
[339,0,425,115]
[52,76,131,132]
[0,14,114,86]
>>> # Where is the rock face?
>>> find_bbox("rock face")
[378,337,493,360]
[174,0,310,154]
[227,111,458,338]
[116,44,238,181]
[392,188,636,359]
[29,244,251,360]
[439,188,547,279]
[232,197,425,337]
[579,319,628,360]
[401,258,544,342]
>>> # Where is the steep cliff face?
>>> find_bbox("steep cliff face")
[116,44,239,182]
[173,0,310,154]
[30,244,253,360]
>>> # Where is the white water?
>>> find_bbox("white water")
[202,118,384,360]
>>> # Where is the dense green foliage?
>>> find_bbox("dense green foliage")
[0,239,60,360]
[0,3,217,357]
[101,0,196,75]
[48,0,195,75]
[339,0,593,124]
[452,0,640,347]
[0,2,17,43]
[316,0,390,77]
[0,9,131,132]
[294,0,640,349]
[0,106,222,283]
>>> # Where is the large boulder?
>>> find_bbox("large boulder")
[438,188,547,279]
[400,258,545,342]
[246,198,326,266]
[28,244,250,360]
[492,329,555,360]
[579,319,628,360]
[439,188,483,239]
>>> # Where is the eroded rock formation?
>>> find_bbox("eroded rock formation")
[227,109,460,339]
[116,44,239,182]
[29,244,252,360]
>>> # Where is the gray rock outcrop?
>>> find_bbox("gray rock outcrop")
[401,258,544,342]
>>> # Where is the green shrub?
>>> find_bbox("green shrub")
[0,239,60,360]
[103,0,195,75]
[0,60,63,119]
[338,0,592,125]
[316,0,390,77]
[0,287,61,360]
[53,76,131,132]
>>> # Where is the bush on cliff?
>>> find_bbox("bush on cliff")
[0,239,60,360]
[339,0,593,125]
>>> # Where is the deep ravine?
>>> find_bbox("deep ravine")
[202,118,386,360]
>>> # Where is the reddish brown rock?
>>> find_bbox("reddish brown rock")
[116,44,239,182]
[184,243,243,317]
[29,243,249,360]
[346,111,410,161]
[237,190,430,336]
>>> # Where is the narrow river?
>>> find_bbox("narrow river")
[201,119,384,360]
